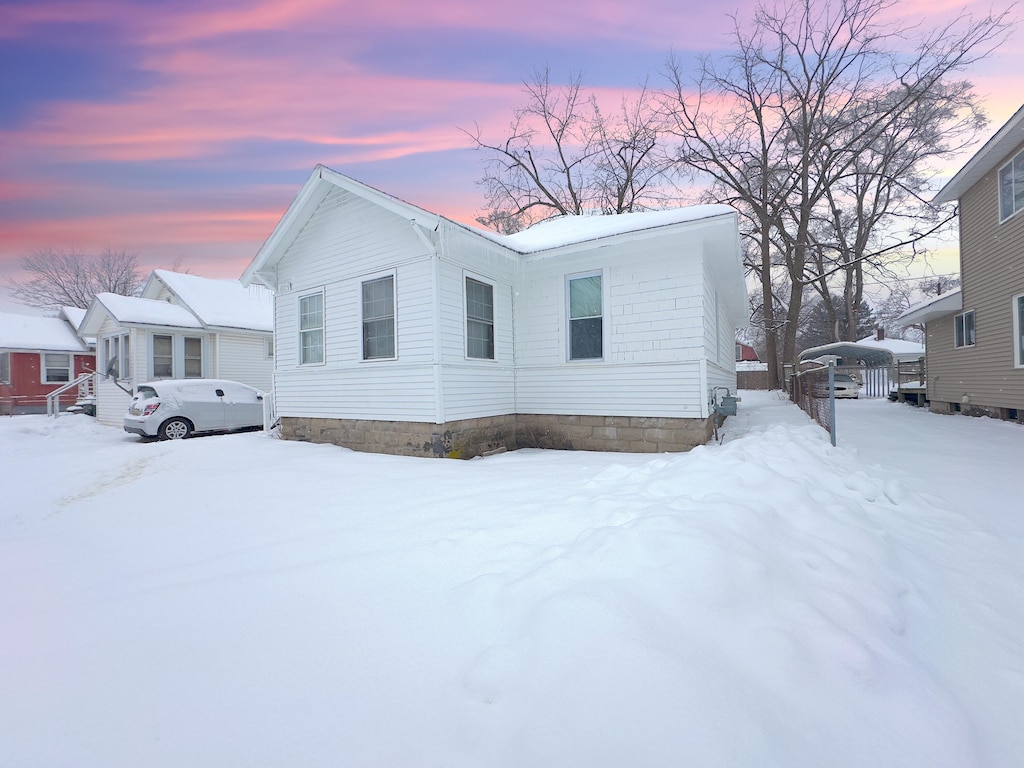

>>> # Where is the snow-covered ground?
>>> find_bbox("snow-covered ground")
[1,392,1021,768]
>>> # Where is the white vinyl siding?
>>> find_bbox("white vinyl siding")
[42,353,71,383]
[999,148,1024,222]
[215,332,274,393]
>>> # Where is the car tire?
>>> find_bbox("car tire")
[159,417,193,440]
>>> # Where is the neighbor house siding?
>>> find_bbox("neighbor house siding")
[928,138,1024,413]
[215,332,273,392]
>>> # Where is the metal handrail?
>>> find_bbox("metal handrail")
[46,372,96,417]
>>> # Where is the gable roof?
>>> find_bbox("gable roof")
[80,293,204,336]
[0,311,90,353]
[145,270,273,332]
[932,105,1024,204]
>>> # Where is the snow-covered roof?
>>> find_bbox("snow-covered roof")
[492,206,736,254]
[897,289,962,326]
[798,342,894,367]
[86,293,204,331]
[854,335,925,356]
[0,311,90,353]
[60,306,87,331]
[148,270,273,332]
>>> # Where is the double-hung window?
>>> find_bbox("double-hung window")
[999,148,1024,222]
[153,334,174,377]
[954,310,976,348]
[1015,293,1024,368]
[42,353,71,383]
[466,277,494,360]
[568,272,603,360]
[362,276,395,360]
[299,292,325,365]
[183,337,203,378]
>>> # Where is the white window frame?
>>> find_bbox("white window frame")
[0,351,10,384]
[464,273,495,361]
[102,332,131,379]
[183,336,203,378]
[265,337,274,360]
[41,352,71,384]
[360,273,396,361]
[954,310,976,349]
[298,290,325,366]
[150,334,206,379]
[566,270,605,362]
[998,148,1024,223]
[1014,293,1024,368]
[152,334,174,379]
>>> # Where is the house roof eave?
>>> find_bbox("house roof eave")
[932,105,1024,204]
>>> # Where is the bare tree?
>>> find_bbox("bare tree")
[7,248,144,309]
[464,68,674,233]
[663,0,1012,386]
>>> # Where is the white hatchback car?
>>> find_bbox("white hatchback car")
[124,379,265,440]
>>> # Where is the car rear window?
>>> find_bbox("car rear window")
[136,386,158,400]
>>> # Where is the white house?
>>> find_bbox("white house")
[242,166,746,458]
[79,270,274,427]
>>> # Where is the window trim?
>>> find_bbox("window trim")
[41,352,71,384]
[566,270,605,362]
[183,336,203,379]
[998,148,1024,224]
[360,272,397,362]
[102,332,131,380]
[0,351,10,384]
[464,273,496,361]
[150,333,206,379]
[152,333,174,379]
[1014,293,1024,368]
[298,289,326,366]
[954,310,976,349]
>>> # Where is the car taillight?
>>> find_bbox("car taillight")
[142,403,161,416]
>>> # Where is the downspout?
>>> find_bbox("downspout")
[410,219,445,425]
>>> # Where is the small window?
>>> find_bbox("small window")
[299,292,325,365]
[184,337,203,378]
[362,276,395,360]
[1014,294,1024,368]
[153,334,173,378]
[0,351,9,384]
[954,310,976,348]
[265,337,274,360]
[466,277,494,360]
[568,273,603,360]
[999,149,1024,223]
[43,353,71,383]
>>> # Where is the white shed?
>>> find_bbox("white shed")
[79,270,274,427]
[242,166,746,457]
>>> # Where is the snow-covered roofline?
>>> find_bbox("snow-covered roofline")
[0,311,90,352]
[897,289,962,326]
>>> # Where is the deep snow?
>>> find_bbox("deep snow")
[1,392,1021,767]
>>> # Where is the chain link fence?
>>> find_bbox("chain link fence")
[790,365,836,445]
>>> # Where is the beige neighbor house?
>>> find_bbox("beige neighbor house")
[900,105,1024,420]
[241,166,746,458]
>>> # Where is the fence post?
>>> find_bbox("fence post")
[828,362,837,447]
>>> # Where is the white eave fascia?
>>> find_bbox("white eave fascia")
[898,289,962,326]
[932,105,1024,204]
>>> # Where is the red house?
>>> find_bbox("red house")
[735,342,760,362]
[0,309,95,415]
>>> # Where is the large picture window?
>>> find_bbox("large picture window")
[42,353,71,383]
[954,310,976,348]
[362,275,395,360]
[299,292,325,365]
[568,273,603,360]
[999,148,1024,222]
[466,277,494,360]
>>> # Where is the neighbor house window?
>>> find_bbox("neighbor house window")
[299,292,324,365]
[184,337,203,378]
[362,275,395,360]
[42,353,71,383]
[568,272,603,360]
[153,334,173,377]
[1015,294,1024,368]
[103,333,130,379]
[999,148,1024,222]
[0,352,9,384]
[954,310,976,348]
[265,338,274,360]
[466,277,494,360]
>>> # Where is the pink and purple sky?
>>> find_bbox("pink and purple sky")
[0,0,1020,310]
